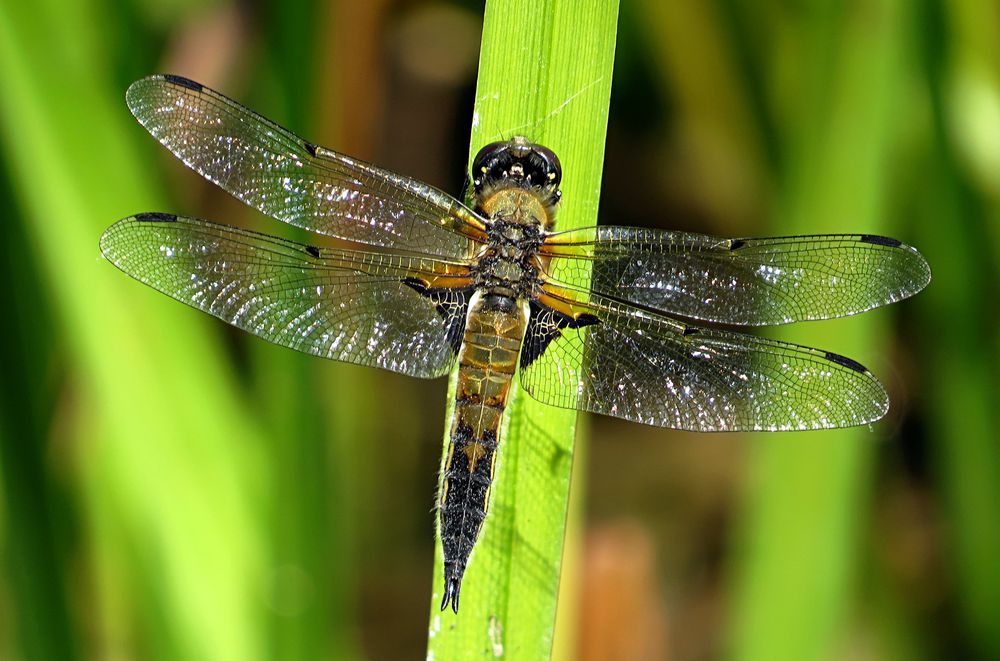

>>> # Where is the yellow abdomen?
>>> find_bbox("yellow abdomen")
[437,290,529,611]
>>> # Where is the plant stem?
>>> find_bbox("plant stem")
[427,1,619,657]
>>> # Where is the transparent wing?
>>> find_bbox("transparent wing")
[126,75,487,257]
[520,290,888,431]
[541,227,931,326]
[100,213,473,378]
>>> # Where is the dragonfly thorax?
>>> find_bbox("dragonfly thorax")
[473,217,544,298]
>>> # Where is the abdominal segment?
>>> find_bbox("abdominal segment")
[438,292,528,612]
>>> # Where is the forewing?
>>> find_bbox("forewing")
[126,75,486,257]
[100,213,471,378]
[542,228,931,325]
[519,292,888,431]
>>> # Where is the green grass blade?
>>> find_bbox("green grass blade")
[427,1,619,657]
[0,1,267,658]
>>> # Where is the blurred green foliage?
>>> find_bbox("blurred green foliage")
[0,0,997,659]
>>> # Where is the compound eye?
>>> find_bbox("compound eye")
[472,141,508,178]
[535,145,562,187]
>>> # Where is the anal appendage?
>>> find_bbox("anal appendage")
[441,562,465,613]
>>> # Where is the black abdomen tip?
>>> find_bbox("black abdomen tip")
[440,563,464,613]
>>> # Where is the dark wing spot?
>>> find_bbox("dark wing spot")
[162,74,203,92]
[401,278,473,354]
[521,301,600,369]
[402,277,429,295]
[860,234,901,247]
[303,142,319,157]
[729,238,746,250]
[304,245,321,258]
[825,351,868,373]
[135,212,177,222]
[682,325,700,336]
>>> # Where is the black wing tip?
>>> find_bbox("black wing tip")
[860,234,901,247]
[303,141,319,157]
[440,563,464,614]
[824,351,869,374]
[159,74,204,92]
[859,234,933,294]
[127,75,204,113]
[133,211,178,223]
[99,212,178,259]
[858,235,934,302]
[304,245,321,258]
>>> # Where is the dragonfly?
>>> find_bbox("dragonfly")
[101,75,931,613]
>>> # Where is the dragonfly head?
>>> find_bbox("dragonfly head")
[472,136,562,204]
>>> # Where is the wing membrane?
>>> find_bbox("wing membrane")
[126,75,485,257]
[542,227,931,325]
[520,291,888,431]
[100,213,469,378]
